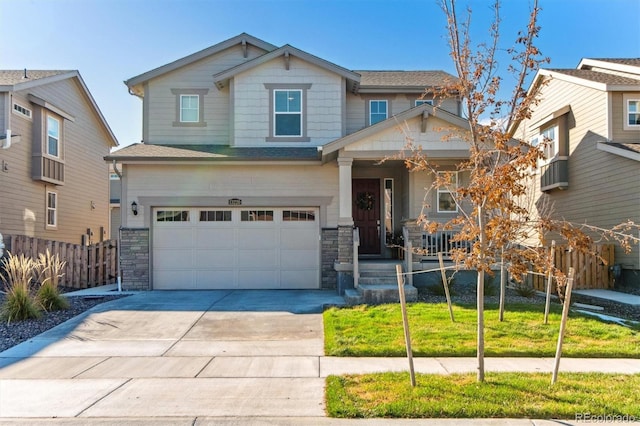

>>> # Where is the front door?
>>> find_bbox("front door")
[352,178,381,255]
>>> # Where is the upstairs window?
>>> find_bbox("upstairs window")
[274,90,302,136]
[47,116,60,157]
[531,125,558,162]
[180,95,199,123]
[171,88,208,127]
[627,99,640,127]
[369,100,388,125]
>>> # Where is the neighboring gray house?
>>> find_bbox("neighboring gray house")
[107,33,472,292]
[1,70,118,245]
[513,58,640,285]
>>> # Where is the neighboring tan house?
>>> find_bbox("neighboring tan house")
[107,33,472,293]
[512,58,640,286]
[0,70,118,246]
[109,163,121,240]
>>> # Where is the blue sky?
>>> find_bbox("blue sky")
[2,0,639,148]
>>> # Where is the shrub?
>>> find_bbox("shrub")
[35,250,68,311]
[514,283,537,298]
[36,280,69,311]
[0,253,41,322]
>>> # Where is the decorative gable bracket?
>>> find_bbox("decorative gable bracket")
[421,110,429,133]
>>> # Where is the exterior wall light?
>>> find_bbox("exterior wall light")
[131,201,138,216]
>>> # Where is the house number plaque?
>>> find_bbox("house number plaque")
[228,198,242,206]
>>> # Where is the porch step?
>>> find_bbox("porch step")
[344,284,418,306]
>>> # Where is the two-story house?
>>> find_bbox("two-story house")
[107,33,471,292]
[513,58,640,286]
[1,70,118,247]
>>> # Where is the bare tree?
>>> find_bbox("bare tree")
[402,0,638,382]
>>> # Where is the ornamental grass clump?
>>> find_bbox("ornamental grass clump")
[0,253,41,322]
[35,250,68,312]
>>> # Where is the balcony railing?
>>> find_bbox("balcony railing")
[540,157,568,192]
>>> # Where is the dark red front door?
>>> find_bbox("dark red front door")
[352,178,381,255]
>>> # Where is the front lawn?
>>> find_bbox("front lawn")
[324,303,640,358]
[326,372,640,419]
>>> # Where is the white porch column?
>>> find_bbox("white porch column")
[338,157,353,226]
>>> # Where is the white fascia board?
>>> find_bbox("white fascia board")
[597,142,640,162]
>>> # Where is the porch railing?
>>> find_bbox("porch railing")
[421,230,472,259]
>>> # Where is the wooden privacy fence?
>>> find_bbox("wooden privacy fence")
[3,235,118,289]
[532,244,614,291]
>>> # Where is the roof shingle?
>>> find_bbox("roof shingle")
[356,70,458,88]
[0,70,72,86]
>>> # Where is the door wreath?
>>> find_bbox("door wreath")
[356,192,375,211]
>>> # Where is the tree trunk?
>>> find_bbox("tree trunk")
[477,206,486,382]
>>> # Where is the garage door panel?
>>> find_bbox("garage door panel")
[280,270,318,289]
[155,228,194,248]
[155,248,192,267]
[280,229,317,249]
[194,249,235,268]
[195,229,235,248]
[238,270,278,289]
[237,228,278,249]
[196,270,236,289]
[155,270,196,290]
[237,249,278,268]
[281,249,318,268]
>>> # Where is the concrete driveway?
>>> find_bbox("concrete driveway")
[0,290,346,420]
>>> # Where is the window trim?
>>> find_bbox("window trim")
[264,83,311,142]
[436,171,458,214]
[369,100,388,125]
[13,102,32,119]
[171,88,208,127]
[624,96,640,130]
[46,190,57,228]
[46,115,60,158]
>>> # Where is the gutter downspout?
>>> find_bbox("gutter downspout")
[112,160,123,292]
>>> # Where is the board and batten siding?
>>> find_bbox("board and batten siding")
[232,57,343,147]
[123,163,339,228]
[0,79,112,244]
[144,44,268,145]
[520,77,640,269]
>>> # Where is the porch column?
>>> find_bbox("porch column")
[338,157,353,226]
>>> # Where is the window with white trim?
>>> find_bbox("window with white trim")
[627,99,640,126]
[199,210,232,222]
[180,95,199,123]
[274,90,302,136]
[156,210,190,222]
[46,191,57,228]
[283,210,315,221]
[47,116,60,157]
[415,99,433,106]
[13,103,32,119]
[437,171,458,213]
[531,125,558,162]
[369,100,388,125]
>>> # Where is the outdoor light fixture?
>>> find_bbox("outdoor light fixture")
[131,201,138,216]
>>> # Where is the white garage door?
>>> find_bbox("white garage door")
[153,207,320,289]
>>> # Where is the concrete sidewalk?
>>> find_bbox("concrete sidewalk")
[0,289,638,424]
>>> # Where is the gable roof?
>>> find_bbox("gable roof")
[125,33,278,95]
[544,69,640,87]
[356,70,459,92]
[322,102,470,157]
[1,70,118,147]
[578,58,640,73]
[213,44,361,92]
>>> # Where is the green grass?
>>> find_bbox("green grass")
[326,372,640,419]
[324,303,640,358]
